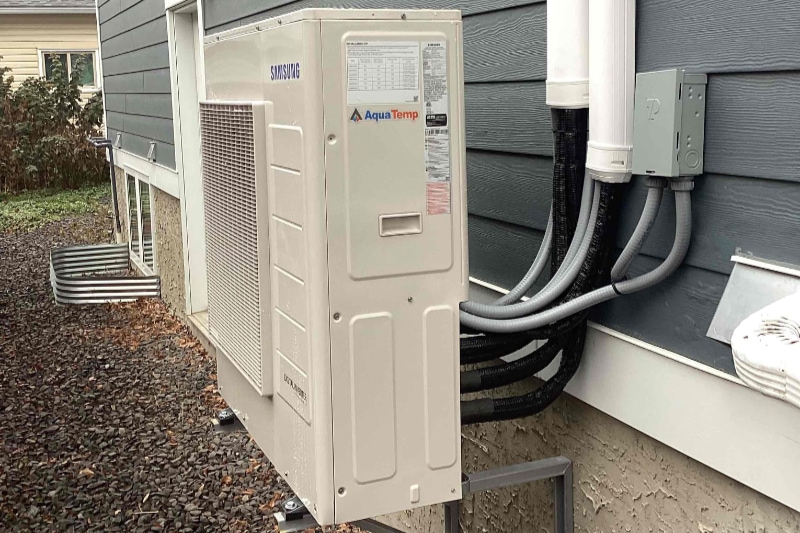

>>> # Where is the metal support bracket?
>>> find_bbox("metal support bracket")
[212,407,246,433]
[448,456,573,533]
[279,456,574,533]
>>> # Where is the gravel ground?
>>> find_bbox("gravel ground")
[0,203,357,532]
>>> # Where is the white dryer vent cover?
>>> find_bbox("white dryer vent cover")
[732,292,800,408]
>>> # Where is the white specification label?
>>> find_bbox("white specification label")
[346,41,420,105]
[423,41,451,215]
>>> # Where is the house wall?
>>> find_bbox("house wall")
[196,0,800,530]
[152,186,186,317]
[0,14,100,91]
[379,386,800,533]
[97,0,176,169]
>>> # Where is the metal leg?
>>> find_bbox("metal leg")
[457,456,574,533]
[553,461,573,533]
[353,518,408,533]
[444,501,460,533]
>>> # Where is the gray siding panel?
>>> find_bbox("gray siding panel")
[704,73,800,182]
[124,93,173,119]
[468,216,735,374]
[98,0,175,168]
[143,68,172,93]
[102,43,170,76]
[617,175,800,275]
[463,4,545,83]
[637,0,800,74]
[107,128,177,170]
[466,153,800,275]
[103,71,144,93]
[466,151,551,230]
[101,17,167,58]
[463,75,800,182]
[103,69,171,94]
[100,0,165,40]
[122,114,174,144]
[465,82,551,156]
[203,0,543,34]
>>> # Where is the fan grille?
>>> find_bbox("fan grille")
[200,102,263,390]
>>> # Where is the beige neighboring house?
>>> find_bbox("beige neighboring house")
[0,0,99,94]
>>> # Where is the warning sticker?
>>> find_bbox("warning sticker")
[346,41,420,105]
[423,41,451,215]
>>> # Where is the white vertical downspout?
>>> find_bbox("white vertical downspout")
[546,0,590,109]
[586,0,636,182]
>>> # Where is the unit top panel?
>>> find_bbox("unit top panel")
[204,8,462,44]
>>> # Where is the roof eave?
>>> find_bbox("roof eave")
[0,7,96,14]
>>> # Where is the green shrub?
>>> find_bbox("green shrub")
[0,55,107,193]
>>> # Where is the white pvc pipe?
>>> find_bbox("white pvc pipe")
[546,0,589,109]
[586,0,636,183]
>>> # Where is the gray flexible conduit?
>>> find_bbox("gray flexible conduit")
[459,188,693,334]
[460,183,600,319]
[611,178,666,281]
[494,210,553,305]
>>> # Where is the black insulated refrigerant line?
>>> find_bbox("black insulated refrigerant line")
[460,108,622,424]
[458,108,589,374]
[462,183,620,423]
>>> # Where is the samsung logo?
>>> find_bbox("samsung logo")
[270,62,301,81]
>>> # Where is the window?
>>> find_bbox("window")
[127,174,156,272]
[41,51,97,87]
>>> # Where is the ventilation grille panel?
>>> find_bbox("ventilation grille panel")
[200,102,263,391]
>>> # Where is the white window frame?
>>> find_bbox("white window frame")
[124,165,157,275]
[37,48,101,92]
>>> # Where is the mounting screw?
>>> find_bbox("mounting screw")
[338,487,346,495]
[333,312,341,321]
[327,134,337,144]
[285,500,298,511]
[407,297,413,303]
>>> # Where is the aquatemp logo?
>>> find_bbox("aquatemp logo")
[350,108,419,123]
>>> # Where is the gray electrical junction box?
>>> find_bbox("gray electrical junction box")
[632,69,708,177]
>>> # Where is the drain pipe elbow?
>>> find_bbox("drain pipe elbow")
[586,0,636,183]
[546,0,589,109]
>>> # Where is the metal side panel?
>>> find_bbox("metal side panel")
[320,19,467,524]
[205,18,335,525]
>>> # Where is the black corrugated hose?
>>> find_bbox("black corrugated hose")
[460,108,623,424]
[462,184,620,423]
[458,108,591,366]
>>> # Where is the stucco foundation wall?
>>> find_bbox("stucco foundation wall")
[380,388,800,533]
[152,187,185,318]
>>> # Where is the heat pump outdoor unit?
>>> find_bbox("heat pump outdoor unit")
[200,9,467,525]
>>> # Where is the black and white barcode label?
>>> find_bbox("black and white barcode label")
[422,41,450,215]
